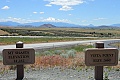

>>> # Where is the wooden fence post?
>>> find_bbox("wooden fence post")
[16,41,24,80]
[95,42,104,80]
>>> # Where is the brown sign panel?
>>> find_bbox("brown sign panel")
[85,48,118,66]
[3,48,35,65]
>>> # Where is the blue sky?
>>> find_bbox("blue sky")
[0,0,120,26]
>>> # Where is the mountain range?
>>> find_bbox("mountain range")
[0,21,81,27]
[0,21,21,26]
[0,21,120,28]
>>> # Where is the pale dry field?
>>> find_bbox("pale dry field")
[0,30,9,35]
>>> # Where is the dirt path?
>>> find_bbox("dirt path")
[0,67,120,80]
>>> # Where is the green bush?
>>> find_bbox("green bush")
[71,45,93,52]
[66,49,76,58]
[43,51,53,56]
[60,53,68,58]
[0,55,3,61]
[54,50,63,55]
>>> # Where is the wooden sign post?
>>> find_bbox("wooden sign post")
[85,42,118,80]
[16,41,24,80]
[95,42,104,80]
[3,41,35,80]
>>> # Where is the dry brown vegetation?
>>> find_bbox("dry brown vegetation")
[0,29,9,35]
[0,52,85,72]
[1,27,120,37]
[32,52,85,69]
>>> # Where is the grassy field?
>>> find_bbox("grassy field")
[0,37,98,45]
[1,27,120,37]
[0,27,119,45]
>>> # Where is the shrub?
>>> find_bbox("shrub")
[43,51,53,56]
[0,55,3,61]
[54,50,63,55]
[104,72,109,80]
[66,49,76,58]
[35,55,68,67]
[35,52,40,56]
[73,45,93,52]
[60,53,68,58]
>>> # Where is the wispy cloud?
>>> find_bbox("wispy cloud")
[44,0,85,11]
[0,17,24,23]
[40,12,45,14]
[1,6,10,10]
[0,17,70,23]
[43,17,70,22]
[93,18,107,20]
[33,12,37,14]
[7,17,24,23]
[45,4,52,7]
[81,20,87,22]
[59,6,73,11]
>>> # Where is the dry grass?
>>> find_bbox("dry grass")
[0,51,119,72]
[29,52,85,69]
[0,52,85,71]
[0,29,9,35]
[3,27,120,34]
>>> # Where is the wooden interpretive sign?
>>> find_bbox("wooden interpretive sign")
[85,48,118,66]
[3,48,35,65]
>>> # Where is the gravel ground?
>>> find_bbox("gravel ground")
[0,67,120,80]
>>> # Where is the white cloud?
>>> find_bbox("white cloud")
[46,0,84,6]
[40,12,45,14]
[68,14,72,16]
[44,0,95,11]
[0,17,70,23]
[7,17,22,22]
[45,17,56,21]
[93,18,107,20]
[0,17,26,23]
[59,6,73,11]
[44,0,85,11]
[1,6,10,10]
[45,4,52,7]
[33,12,37,14]
[8,17,12,19]
[43,17,70,23]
